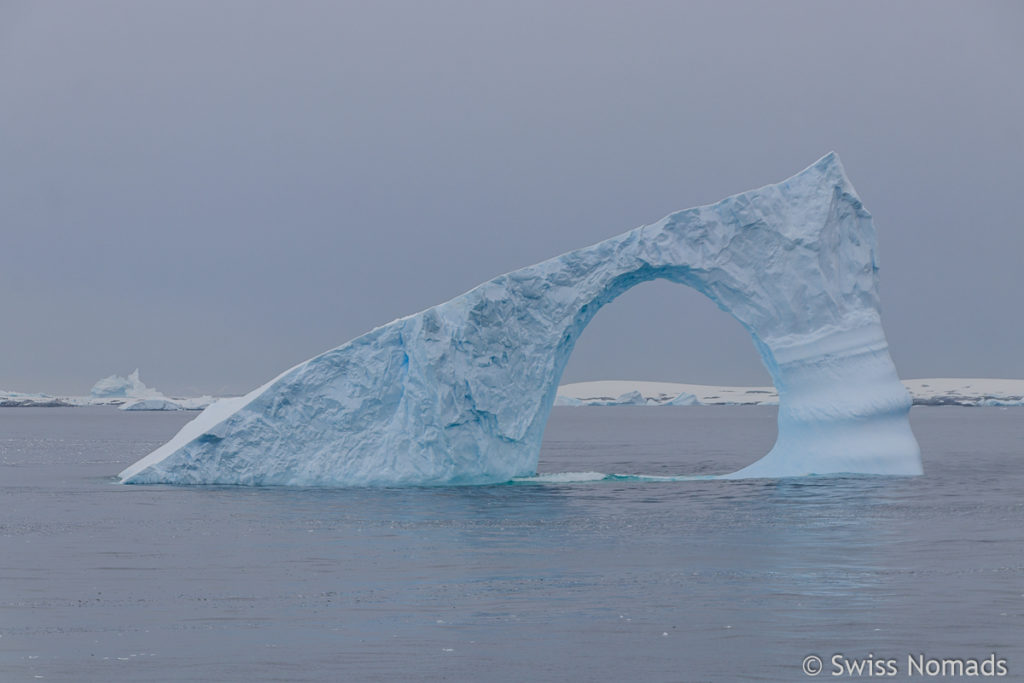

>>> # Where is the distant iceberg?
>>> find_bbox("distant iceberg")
[91,369,152,399]
[120,398,183,411]
[567,390,648,406]
[89,368,173,407]
[121,153,923,486]
[120,396,217,411]
[91,369,216,410]
[87,369,216,410]
[665,391,699,407]
[0,370,215,409]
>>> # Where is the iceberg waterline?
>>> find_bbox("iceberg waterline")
[120,153,923,486]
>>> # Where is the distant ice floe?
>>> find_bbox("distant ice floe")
[554,379,1024,407]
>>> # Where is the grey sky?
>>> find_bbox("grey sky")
[2,1,1022,396]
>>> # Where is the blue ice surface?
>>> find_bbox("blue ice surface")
[120,153,921,486]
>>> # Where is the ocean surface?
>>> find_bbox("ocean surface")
[1,406,1021,682]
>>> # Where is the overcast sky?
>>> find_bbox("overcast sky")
[2,1,1022,396]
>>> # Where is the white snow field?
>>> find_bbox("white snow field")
[556,378,1024,407]
[121,152,922,486]
[900,378,1024,406]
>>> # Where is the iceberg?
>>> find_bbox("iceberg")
[573,390,649,407]
[1,369,219,410]
[665,391,699,407]
[85,369,216,410]
[120,152,922,486]
[120,398,184,411]
[91,369,152,398]
[120,397,217,411]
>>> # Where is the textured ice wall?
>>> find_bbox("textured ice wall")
[120,153,921,485]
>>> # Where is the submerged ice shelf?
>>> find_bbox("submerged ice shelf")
[121,153,922,486]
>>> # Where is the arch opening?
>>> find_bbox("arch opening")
[538,273,780,477]
[559,277,773,387]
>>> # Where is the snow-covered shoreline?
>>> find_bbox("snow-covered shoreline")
[557,378,1024,407]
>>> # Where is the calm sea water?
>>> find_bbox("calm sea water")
[1,406,1021,682]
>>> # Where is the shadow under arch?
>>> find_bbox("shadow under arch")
[120,153,922,487]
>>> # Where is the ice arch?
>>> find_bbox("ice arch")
[120,153,922,486]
